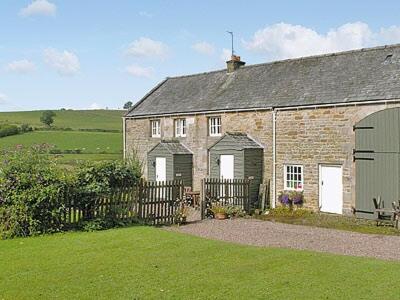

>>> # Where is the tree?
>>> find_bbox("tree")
[40,110,56,127]
[123,101,133,110]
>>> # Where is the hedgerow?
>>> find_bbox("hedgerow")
[0,145,141,239]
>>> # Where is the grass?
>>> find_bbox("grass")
[0,131,122,154]
[0,109,124,131]
[55,153,122,164]
[0,226,399,299]
[257,208,400,236]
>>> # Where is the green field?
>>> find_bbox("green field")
[0,131,122,154]
[0,109,124,131]
[0,110,124,163]
[0,226,398,299]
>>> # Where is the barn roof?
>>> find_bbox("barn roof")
[126,44,400,117]
[149,140,192,155]
[209,133,263,150]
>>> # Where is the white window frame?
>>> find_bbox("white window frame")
[284,164,304,191]
[150,119,161,138]
[174,118,186,137]
[209,116,221,137]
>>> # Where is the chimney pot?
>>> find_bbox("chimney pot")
[226,55,245,73]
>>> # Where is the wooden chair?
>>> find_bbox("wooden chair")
[373,196,396,226]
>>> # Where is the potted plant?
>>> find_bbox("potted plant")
[211,203,228,220]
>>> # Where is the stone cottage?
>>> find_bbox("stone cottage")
[124,44,400,218]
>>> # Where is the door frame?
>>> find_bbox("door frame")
[318,164,343,214]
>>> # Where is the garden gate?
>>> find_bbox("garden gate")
[200,178,251,219]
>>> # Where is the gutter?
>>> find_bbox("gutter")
[126,107,273,119]
[272,110,276,209]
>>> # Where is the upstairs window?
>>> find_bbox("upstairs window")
[284,165,303,191]
[151,119,161,137]
[175,118,186,137]
[209,116,221,136]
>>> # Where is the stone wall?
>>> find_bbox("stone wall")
[125,110,273,191]
[126,101,400,214]
[275,102,400,213]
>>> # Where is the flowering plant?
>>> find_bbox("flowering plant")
[278,191,304,207]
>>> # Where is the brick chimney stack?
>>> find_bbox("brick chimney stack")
[226,55,245,73]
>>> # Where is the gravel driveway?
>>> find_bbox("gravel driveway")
[167,218,400,261]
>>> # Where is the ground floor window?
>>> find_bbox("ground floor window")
[284,164,303,191]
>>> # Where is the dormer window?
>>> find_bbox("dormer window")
[151,119,161,137]
[209,116,221,136]
[175,118,186,137]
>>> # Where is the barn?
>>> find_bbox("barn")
[124,44,400,216]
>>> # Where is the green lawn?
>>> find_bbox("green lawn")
[0,109,124,131]
[0,131,122,154]
[0,226,399,299]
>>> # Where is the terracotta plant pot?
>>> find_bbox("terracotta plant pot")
[215,212,227,220]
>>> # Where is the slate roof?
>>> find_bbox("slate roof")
[152,141,192,155]
[210,133,263,150]
[126,44,400,117]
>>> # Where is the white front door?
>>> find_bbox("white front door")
[155,157,166,182]
[220,155,234,179]
[319,165,343,214]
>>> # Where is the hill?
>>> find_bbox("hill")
[0,109,126,165]
[0,109,124,131]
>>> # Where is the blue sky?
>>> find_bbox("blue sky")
[2,0,400,111]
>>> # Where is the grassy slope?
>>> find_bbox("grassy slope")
[0,226,399,300]
[0,131,122,153]
[0,110,124,131]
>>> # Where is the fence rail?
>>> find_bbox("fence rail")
[62,180,184,226]
[201,178,251,219]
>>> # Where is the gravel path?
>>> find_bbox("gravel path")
[167,218,400,261]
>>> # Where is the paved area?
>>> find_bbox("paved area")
[167,218,400,261]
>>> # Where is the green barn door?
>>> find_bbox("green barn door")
[354,108,400,219]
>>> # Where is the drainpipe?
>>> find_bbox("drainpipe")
[272,109,276,209]
[122,116,126,160]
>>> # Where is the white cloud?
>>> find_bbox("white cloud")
[126,37,168,59]
[125,64,154,78]
[44,48,80,76]
[220,48,232,62]
[139,11,153,18]
[5,59,36,74]
[192,42,215,55]
[245,22,400,61]
[19,0,56,17]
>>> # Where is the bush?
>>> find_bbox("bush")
[0,147,72,238]
[20,124,33,132]
[0,124,20,138]
[0,147,142,239]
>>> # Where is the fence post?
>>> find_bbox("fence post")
[138,179,144,221]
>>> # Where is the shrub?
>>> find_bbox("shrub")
[0,147,143,239]
[0,124,20,138]
[0,147,72,238]
[20,124,33,132]
[72,160,142,222]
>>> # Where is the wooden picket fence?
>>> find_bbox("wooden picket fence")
[62,180,184,226]
[200,178,251,219]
